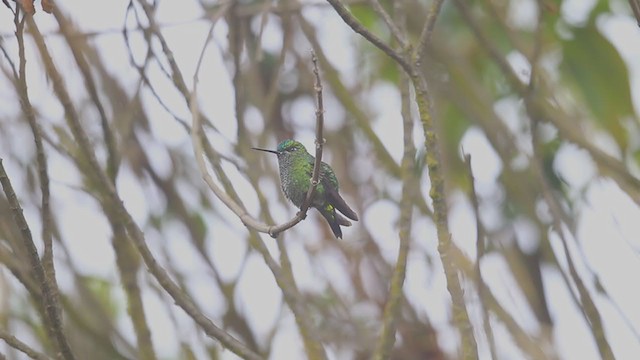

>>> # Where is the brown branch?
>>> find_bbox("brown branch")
[372,4,413,352]
[0,159,75,360]
[413,0,446,64]
[0,328,51,360]
[298,50,325,221]
[529,119,615,360]
[323,0,478,357]
[463,153,498,360]
[368,0,407,48]
[13,12,62,357]
[325,0,411,73]
[24,13,261,359]
[450,244,549,359]
[51,6,120,182]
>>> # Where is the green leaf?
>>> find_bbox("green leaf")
[560,21,633,151]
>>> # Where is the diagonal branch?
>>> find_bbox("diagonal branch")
[325,0,411,73]
[25,13,261,359]
[368,0,407,48]
[0,328,51,360]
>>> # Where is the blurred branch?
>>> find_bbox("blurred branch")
[25,11,262,359]
[12,13,62,359]
[414,0,445,64]
[373,2,413,353]
[298,11,434,219]
[325,0,411,73]
[629,0,640,27]
[451,243,549,359]
[464,154,498,360]
[51,6,120,182]
[529,119,615,360]
[368,0,407,47]
[16,31,56,301]
[0,328,51,360]
[108,216,157,360]
[324,1,479,357]
[297,16,401,177]
[453,0,640,204]
[0,159,75,360]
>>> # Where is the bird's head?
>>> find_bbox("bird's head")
[252,139,306,158]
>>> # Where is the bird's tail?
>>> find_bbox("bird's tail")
[317,204,350,239]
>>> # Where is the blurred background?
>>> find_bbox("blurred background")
[1,0,640,359]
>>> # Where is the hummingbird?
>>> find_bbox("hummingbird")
[252,139,359,238]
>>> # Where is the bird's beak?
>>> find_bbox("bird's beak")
[251,147,279,155]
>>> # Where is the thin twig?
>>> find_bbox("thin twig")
[464,153,498,360]
[529,118,615,360]
[14,11,61,353]
[413,0,445,64]
[51,6,120,182]
[325,0,411,73]
[25,13,261,359]
[372,3,413,353]
[298,50,325,217]
[0,159,76,360]
[323,1,478,357]
[451,243,549,359]
[368,0,407,48]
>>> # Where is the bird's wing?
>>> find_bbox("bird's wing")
[318,163,359,221]
[325,185,359,221]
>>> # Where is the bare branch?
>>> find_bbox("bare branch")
[464,153,498,360]
[0,159,75,360]
[296,50,325,221]
[0,329,51,360]
[368,0,407,48]
[325,0,411,73]
[413,0,446,64]
[372,4,413,352]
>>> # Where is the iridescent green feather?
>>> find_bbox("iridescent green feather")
[269,139,358,238]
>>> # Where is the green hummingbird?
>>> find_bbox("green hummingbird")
[252,139,358,238]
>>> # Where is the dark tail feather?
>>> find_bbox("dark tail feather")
[317,205,343,238]
[326,187,359,221]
